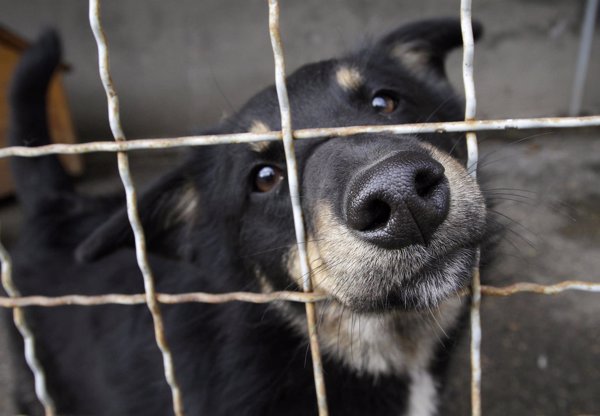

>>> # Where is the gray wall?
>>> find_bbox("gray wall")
[1,0,598,141]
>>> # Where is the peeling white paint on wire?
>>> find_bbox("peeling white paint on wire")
[459,0,483,415]
[2,115,600,160]
[0,280,598,309]
[267,1,329,415]
[0,228,56,416]
[88,1,185,415]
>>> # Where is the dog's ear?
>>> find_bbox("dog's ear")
[376,18,483,78]
[75,163,200,262]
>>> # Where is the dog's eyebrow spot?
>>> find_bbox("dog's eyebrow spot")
[390,42,431,73]
[248,120,272,153]
[336,66,363,91]
[166,183,200,227]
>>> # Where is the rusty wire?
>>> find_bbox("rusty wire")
[88,1,184,414]
[1,115,600,160]
[469,251,483,416]
[570,0,598,116]
[0,290,327,308]
[267,1,329,414]
[1,281,599,309]
[0,230,56,416]
[459,0,483,414]
[481,280,600,296]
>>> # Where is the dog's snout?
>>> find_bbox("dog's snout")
[344,151,450,249]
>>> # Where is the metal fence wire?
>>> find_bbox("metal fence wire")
[0,0,599,415]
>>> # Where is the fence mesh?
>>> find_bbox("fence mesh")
[0,0,598,415]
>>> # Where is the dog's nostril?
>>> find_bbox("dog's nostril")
[362,200,391,231]
[346,198,392,232]
[415,168,444,198]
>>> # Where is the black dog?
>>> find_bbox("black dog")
[6,18,488,415]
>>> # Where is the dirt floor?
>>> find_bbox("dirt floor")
[0,0,599,414]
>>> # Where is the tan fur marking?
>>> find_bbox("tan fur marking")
[391,42,431,73]
[285,240,327,291]
[253,266,276,294]
[248,120,272,152]
[335,66,363,91]
[166,183,200,227]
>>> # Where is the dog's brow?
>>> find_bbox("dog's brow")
[248,120,272,152]
[335,66,363,91]
[391,42,431,73]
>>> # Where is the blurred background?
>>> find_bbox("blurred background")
[0,0,599,414]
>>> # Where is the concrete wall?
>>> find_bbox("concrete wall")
[1,0,598,142]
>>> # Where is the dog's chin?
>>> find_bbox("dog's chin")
[338,287,455,314]
[328,247,476,313]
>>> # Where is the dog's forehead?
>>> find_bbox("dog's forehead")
[286,55,403,95]
[241,59,405,126]
[238,49,457,157]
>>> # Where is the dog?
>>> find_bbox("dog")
[6,18,488,415]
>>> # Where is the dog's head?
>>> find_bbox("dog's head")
[77,18,486,313]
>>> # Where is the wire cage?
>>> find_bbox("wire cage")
[0,0,599,415]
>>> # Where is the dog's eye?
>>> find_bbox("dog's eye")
[253,165,284,193]
[371,92,397,114]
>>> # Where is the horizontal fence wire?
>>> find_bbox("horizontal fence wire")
[88,1,184,414]
[0,281,599,308]
[267,0,329,414]
[1,115,600,159]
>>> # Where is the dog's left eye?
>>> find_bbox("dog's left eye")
[253,165,284,193]
[371,92,398,114]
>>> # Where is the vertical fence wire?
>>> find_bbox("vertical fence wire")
[460,0,483,415]
[267,1,329,415]
[468,249,482,416]
[88,1,185,415]
[569,0,598,116]
[0,230,56,416]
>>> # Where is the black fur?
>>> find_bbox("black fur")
[6,19,488,415]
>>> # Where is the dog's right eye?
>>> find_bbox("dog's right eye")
[253,165,284,193]
[371,92,398,114]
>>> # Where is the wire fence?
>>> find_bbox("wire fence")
[0,0,599,415]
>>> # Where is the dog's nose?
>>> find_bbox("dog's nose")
[344,151,450,249]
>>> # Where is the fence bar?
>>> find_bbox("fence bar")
[468,251,482,416]
[481,281,600,296]
[460,0,483,415]
[569,0,598,116]
[88,2,184,415]
[1,280,599,309]
[1,115,600,159]
[267,1,329,414]
[0,291,327,308]
[0,232,56,416]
